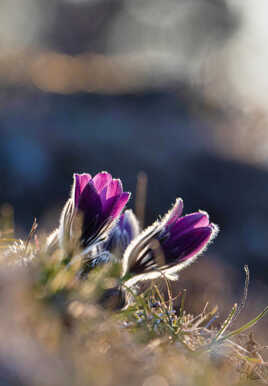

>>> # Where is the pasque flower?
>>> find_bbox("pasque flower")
[100,198,218,309]
[55,172,130,257]
[101,198,218,309]
[122,197,218,283]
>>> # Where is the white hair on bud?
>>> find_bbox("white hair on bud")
[160,197,184,226]
[124,209,140,238]
[46,228,59,252]
[121,220,161,277]
[58,198,74,251]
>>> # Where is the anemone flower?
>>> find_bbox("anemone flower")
[100,199,218,310]
[122,198,218,284]
[53,172,130,258]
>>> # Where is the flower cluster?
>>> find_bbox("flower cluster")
[48,171,218,304]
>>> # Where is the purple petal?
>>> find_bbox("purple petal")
[120,210,132,237]
[106,179,123,199]
[78,181,102,235]
[173,211,208,230]
[74,173,92,207]
[163,226,212,264]
[105,209,138,254]
[110,192,130,219]
[101,196,118,219]
[164,212,209,248]
[92,172,112,194]
[99,179,124,215]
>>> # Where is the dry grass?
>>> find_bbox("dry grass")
[0,210,268,386]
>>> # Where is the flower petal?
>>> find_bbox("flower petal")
[100,179,123,215]
[110,192,131,219]
[106,179,123,199]
[74,173,92,207]
[92,172,112,194]
[163,226,212,264]
[100,179,124,216]
[78,181,102,239]
[163,212,209,248]
[173,211,209,230]
[121,209,140,241]
[105,209,140,257]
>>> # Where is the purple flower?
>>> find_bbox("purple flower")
[122,198,218,281]
[57,172,130,255]
[105,209,140,258]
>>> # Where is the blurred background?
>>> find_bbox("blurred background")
[1,0,268,297]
